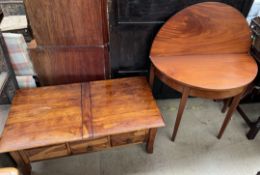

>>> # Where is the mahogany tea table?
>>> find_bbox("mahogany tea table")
[149,2,258,141]
[0,77,165,175]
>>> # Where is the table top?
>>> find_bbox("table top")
[150,2,258,91]
[0,77,164,153]
[83,77,163,139]
[0,84,83,153]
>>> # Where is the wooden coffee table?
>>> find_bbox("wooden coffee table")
[149,2,258,141]
[0,77,165,175]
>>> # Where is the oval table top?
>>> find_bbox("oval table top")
[150,2,258,92]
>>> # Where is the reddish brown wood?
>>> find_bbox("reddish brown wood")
[151,2,251,57]
[217,93,244,139]
[150,2,258,140]
[0,84,83,153]
[25,144,70,162]
[111,130,148,147]
[24,0,108,46]
[25,0,110,85]
[151,54,257,92]
[84,77,165,139]
[10,151,31,175]
[29,46,108,86]
[172,87,190,141]
[69,137,110,154]
[0,77,165,174]
[82,83,93,139]
[146,128,157,154]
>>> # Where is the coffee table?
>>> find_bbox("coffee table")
[0,77,165,175]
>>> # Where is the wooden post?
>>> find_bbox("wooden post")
[218,93,243,139]
[146,128,157,154]
[10,151,31,175]
[171,87,190,141]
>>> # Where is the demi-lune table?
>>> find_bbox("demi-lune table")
[149,2,258,141]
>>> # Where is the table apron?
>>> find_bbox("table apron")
[155,68,246,99]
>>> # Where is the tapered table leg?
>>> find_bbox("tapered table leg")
[171,87,190,141]
[221,98,232,113]
[217,93,242,139]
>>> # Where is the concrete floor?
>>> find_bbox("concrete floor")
[32,98,260,175]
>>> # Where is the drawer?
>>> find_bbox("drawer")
[111,130,148,147]
[69,137,110,154]
[25,144,69,162]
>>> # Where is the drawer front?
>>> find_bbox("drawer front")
[69,137,110,154]
[25,144,69,162]
[111,130,148,147]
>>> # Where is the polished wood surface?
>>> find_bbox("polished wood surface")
[24,0,108,46]
[151,2,251,57]
[0,77,164,154]
[0,77,164,175]
[24,0,109,85]
[29,46,109,85]
[150,2,258,140]
[151,54,257,91]
[0,84,83,153]
[83,77,165,139]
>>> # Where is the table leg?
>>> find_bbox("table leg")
[221,98,232,113]
[10,151,32,175]
[149,64,155,87]
[171,87,190,141]
[146,128,157,154]
[217,93,242,139]
[247,117,260,140]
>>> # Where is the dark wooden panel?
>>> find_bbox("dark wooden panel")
[24,0,108,46]
[110,25,160,73]
[116,0,248,22]
[29,46,109,86]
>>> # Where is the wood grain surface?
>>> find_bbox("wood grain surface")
[149,2,258,140]
[151,2,251,57]
[0,84,83,153]
[29,46,109,86]
[0,77,164,153]
[24,0,108,46]
[151,54,257,91]
[82,77,165,139]
[150,2,258,92]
